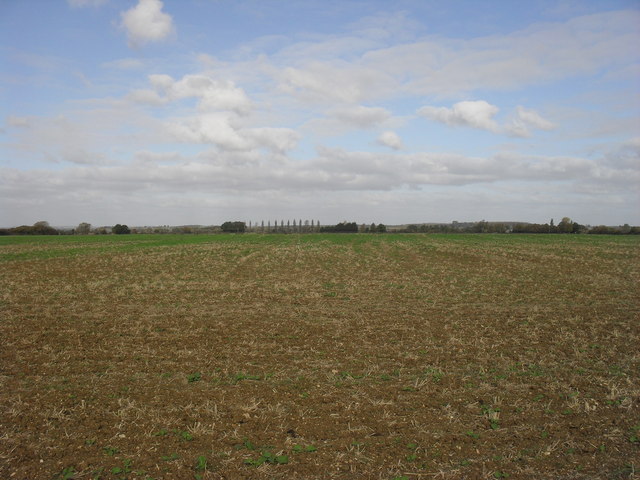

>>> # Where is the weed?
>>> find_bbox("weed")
[481,403,501,430]
[241,438,257,451]
[154,428,169,436]
[519,364,544,377]
[610,464,636,478]
[422,366,444,383]
[161,453,179,461]
[91,468,104,480]
[57,467,76,480]
[244,450,289,466]
[195,455,208,471]
[176,429,194,441]
[405,442,418,461]
[292,444,317,453]
[111,459,133,475]
[187,372,202,383]
[466,431,480,439]
[103,446,119,456]
[234,372,263,382]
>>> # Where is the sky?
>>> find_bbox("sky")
[1,0,639,228]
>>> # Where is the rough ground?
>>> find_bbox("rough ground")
[1,234,638,479]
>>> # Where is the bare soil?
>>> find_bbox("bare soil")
[1,234,638,479]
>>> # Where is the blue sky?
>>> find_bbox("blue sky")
[1,0,638,227]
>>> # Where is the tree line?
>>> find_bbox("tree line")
[396,218,639,234]
[239,219,323,234]
[0,221,131,236]
[1,218,638,236]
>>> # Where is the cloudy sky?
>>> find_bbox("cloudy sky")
[1,0,639,227]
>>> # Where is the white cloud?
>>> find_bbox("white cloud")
[244,128,300,154]
[279,62,394,104]
[127,88,167,106]
[505,106,556,137]
[515,106,556,131]
[5,116,31,128]
[2,139,638,226]
[330,105,391,128]
[166,113,298,154]
[377,131,403,150]
[133,74,252,114]
[3,145,636,202]
[2,107,165,166]
[101,58,145,70]
[262,10,639,104]
[167,113,248,150]
[133,151,184,165]
[418,102,558,137]
[418,101,501,132]
[120,0,174,47]
[68,0,107,7]
[175,75,251,114]
[601,137,640,169]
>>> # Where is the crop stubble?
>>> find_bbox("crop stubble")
[0,234,638,479]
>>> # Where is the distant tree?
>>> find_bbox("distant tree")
[472,220,488,233]
[32,221,59,235]
[221,221,246,233]
[76,222,91,235]
[558,217,574,233]
[376,223,387,233]
[112,224,131,234]
[513,222,552,234]
[589,225,615,235]
[571,221,585,234]
[7,222,58,235]
[321,221,358,233]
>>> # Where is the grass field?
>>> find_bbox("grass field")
[1,233,638,479]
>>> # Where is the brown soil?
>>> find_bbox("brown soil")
[1,235,638,479]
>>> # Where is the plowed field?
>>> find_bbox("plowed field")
[1,234,638,479]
